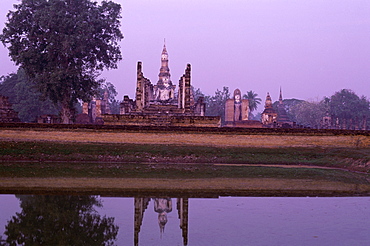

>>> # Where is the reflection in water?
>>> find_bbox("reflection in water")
[134,197,188,246]
[1,195,118,246]
[154,198,172,236]
[1,195,369,245]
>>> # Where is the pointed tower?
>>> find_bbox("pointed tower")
[152,41,176,102]
[261,92,277,126]
[279,87,283,104]
[276,87,291,125]
[157,42,172,87]
[264,92,273,109]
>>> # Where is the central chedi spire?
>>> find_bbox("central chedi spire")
[158,42,171,85]
[153,41,176,102]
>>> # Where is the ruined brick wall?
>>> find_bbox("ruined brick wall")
[225,99,234,123]
[170,116,221,127]
[0,96,20,122]
[103,114,221,127]
[194,97,205,116]
[120,96,135,115]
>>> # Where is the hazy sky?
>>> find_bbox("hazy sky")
[1,0,370,112]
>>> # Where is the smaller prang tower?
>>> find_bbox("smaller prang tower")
[276,88,293,127]
[261,89,294,128]
[261,92,277,126]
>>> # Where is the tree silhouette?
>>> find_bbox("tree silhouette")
[290,100,326,128]
[329,89,370,129]
[243,90,262,118]
[0,69,59,122]
[272,98,304,123]
[0,0,123,123]
[3,195,118,246]
[205,86,230,123]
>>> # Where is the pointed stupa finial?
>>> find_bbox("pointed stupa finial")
[279,87,283,104]
[161,39,168,56]
[265,92,272,108]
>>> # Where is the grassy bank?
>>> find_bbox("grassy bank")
[1,161,369,183]
[0,127,369,195]
[1,163,369,196]
[1,140,369,173]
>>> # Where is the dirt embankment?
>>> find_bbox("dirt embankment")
[1,128,369,148]
[1,177,369,197]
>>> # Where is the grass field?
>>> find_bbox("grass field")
[0,126,369,195]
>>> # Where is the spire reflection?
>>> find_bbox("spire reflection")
[134,197,188,246]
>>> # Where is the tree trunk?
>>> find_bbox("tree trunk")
[363,115,367,130]
[61,99,74,124]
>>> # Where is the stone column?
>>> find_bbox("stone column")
[135,62,143,111]
[96,99,102,118]
[225,99,234,122]
[82,102,89,114]
[184,64,191,113]
[241,99,249,120]
[178,76,185,109]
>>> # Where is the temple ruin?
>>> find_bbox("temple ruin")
[103,44,220,127]
[0,96,20,123]
[224,89,263,128]
[261,89,294,128]
[77,90,111,124]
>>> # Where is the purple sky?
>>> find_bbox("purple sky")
[1,0,370,112]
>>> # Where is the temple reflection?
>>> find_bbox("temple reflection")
[134,197,189,246]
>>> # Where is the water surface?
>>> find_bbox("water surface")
[1,195,369,245]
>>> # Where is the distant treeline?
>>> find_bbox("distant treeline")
[1,70,370,129]
[196,86,370,129]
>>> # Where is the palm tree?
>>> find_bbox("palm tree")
[243,90,262,118]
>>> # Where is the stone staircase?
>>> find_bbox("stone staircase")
[149,115,172,126]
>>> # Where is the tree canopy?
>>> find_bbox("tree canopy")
[272,98,304,123]
[0,69,59,122]
[96,80,120,114]
[329,89,369,129]
[205,86,230,123]
[0,0,123,123]
[290,100,326,128]
[280,90,369,129]
[243,90,262,119]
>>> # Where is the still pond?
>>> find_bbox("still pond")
[0,195,369,245]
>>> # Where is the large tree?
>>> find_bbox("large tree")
[272,98,304,123]
[290,100,326,128]
[205,86,230,123]
[0,69,59,122]
[96,80,120,114]
[0,0,123,123]
[329,89,369,129]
